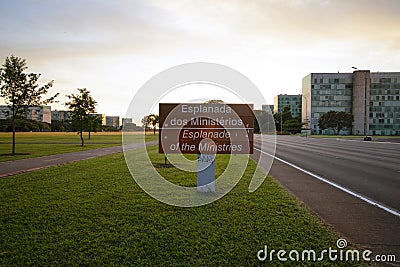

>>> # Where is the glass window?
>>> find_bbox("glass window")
[379,78,391,83]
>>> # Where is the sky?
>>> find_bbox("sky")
[1,0,399,124]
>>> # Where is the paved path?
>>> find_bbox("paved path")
[0,141,158,178]
[253,135,400,266]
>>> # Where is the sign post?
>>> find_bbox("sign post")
[197,154,215,192]
[159,103,254,192]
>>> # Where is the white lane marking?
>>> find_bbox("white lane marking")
[254,147,400,218]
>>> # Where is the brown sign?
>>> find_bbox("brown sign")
[159,103,254,154]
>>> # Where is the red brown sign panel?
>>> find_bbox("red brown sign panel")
[159,103,254,154]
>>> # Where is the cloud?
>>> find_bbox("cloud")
[1,0,399,116]
[150,0,400,50]
[0,0,198,63]
[4,0,398,66]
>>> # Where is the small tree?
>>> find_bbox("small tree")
[65,88,97,146]
[283,119,303,134]
[141,115,151,134]
[141,114,159,134]
[148,114,159,134]
[0,55,58,155]
[318,111,353,134]
[87,114,102,140]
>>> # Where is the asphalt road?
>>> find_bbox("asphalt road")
[256,135,400,213]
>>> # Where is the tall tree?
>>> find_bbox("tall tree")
[65,88,97,146]
[274,106,293,133]
[318,111,353,134]
[0,55,58,155]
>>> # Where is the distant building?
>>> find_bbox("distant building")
[0,105,51,123]
[302,71,400,135]
[51,110,72,121]
[106,116,120,129]
[261,104,274,114]
[273,94,302,118]
[0,106,10,120]
[121,121,143,131]
[122,118,133,125]
[93,114,106,125]
[27,106,51,124]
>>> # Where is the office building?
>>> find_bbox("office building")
[122,118,133,125]
[0,105,51,124]
[93,114,106,125]
[0,106,10,120]
[302,71,400,135]
[261,104,274,114]
[51,110,72,121]
[106,116,120,129]
[274,94,302,118]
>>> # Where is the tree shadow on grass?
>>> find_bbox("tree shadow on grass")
[153,163,174,168]
[0,153,30,156]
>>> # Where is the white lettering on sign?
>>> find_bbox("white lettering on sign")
[198,142,243,153]
[181,104,232,115]
[166,117,244,128]
[159,103,254,154]
[182,129,230,140]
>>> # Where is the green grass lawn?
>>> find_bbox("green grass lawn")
[0,132,158,162]
[0,146,365,266]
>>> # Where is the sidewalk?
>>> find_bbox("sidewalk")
[0,141,158,178]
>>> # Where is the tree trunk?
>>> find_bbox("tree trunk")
[80,131,84,146]
[153,127,156,135]
[12,117,16,155]
[88,121,92,140]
